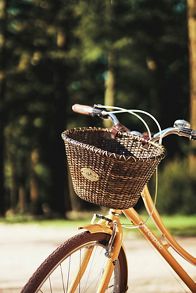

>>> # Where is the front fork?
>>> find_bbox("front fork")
[96,213,123,293]
[68,210,124,293]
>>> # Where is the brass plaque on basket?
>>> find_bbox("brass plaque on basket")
[81,168,99,182]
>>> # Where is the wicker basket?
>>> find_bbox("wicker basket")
[62,127,165,209]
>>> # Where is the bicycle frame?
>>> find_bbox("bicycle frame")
[64,104,196,292]
[124,186,196,292]
[73,185,196,293]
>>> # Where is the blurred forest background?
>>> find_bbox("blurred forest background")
[0,0,196,218]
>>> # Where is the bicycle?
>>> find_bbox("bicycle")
[21,104,196,293]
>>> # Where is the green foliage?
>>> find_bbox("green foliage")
[157,160,196,214]
[0,0,193,216]
[0,213,195,236]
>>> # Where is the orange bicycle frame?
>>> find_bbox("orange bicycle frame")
[123,185,196,292]
[71,185,195,292]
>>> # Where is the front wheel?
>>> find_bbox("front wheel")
[21,231,128,293]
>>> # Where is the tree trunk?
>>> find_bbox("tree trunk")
[0,0,7,215]
[104,51,116,128]
[30,149,41,215]
[18,184,26,213]
[51,66,71,216]
[187,0,196,172]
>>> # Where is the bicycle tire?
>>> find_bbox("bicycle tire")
[21,231,128,293]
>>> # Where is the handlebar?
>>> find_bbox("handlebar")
[72,104,196,142]
[72,104,94,115]
[72,104,107,117]
[151,127,196,142]
[72,103,120,125]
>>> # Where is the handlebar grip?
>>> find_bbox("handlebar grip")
[72,104,94,116]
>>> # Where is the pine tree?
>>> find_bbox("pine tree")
[0,0,8,215]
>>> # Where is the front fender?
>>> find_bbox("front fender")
[79,223,112,235]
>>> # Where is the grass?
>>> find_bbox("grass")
[0,212,195,237]
[123,214,196,237]
[154,214,196,237]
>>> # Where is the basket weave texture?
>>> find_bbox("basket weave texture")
[62,127,165,209]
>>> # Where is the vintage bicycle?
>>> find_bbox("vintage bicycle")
[21,104,196,293]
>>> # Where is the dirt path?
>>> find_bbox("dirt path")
[0,223,195,293]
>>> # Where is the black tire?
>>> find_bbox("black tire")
[21,231,128,293]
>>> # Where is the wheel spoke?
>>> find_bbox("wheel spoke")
[66,255,71,292]
[40,244,116,292]
[49,276,52,293]
[21,232,127,293]
[60,264,66,293]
